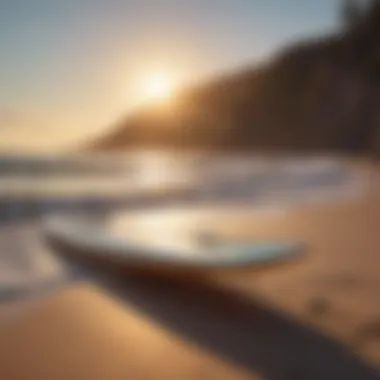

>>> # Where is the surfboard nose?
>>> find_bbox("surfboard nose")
[206,241,305,266]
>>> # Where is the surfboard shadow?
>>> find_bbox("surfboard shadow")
[66,258,378,380]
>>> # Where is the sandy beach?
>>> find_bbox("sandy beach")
[0,161,378,379]
[1,0,379,377]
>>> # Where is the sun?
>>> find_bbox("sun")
[139,72,176,102]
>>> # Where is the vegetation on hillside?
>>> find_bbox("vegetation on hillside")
[92,0,379,154]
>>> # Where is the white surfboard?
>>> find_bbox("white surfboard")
[43,215,305,273]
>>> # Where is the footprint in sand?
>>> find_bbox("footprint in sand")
[352,319,380,363]
[306,297,331,318]
[354,319,380,344]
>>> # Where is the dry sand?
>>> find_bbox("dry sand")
[0,162,378,379]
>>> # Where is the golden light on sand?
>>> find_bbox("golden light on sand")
[138,72,177,102]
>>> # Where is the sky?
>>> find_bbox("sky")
[0,0,340,151]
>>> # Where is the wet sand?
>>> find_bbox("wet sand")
[0,163,378,379]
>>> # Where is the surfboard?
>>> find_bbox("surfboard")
[43,215,305,274]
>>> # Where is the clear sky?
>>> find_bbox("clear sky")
[0,0,340,151]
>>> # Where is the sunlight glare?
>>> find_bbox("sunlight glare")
[139,72,176,102]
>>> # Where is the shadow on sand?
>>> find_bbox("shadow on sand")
[60,255,378,380]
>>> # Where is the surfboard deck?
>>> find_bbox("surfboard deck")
[43,215,305,275]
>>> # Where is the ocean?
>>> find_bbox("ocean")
[0,150,371,301]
